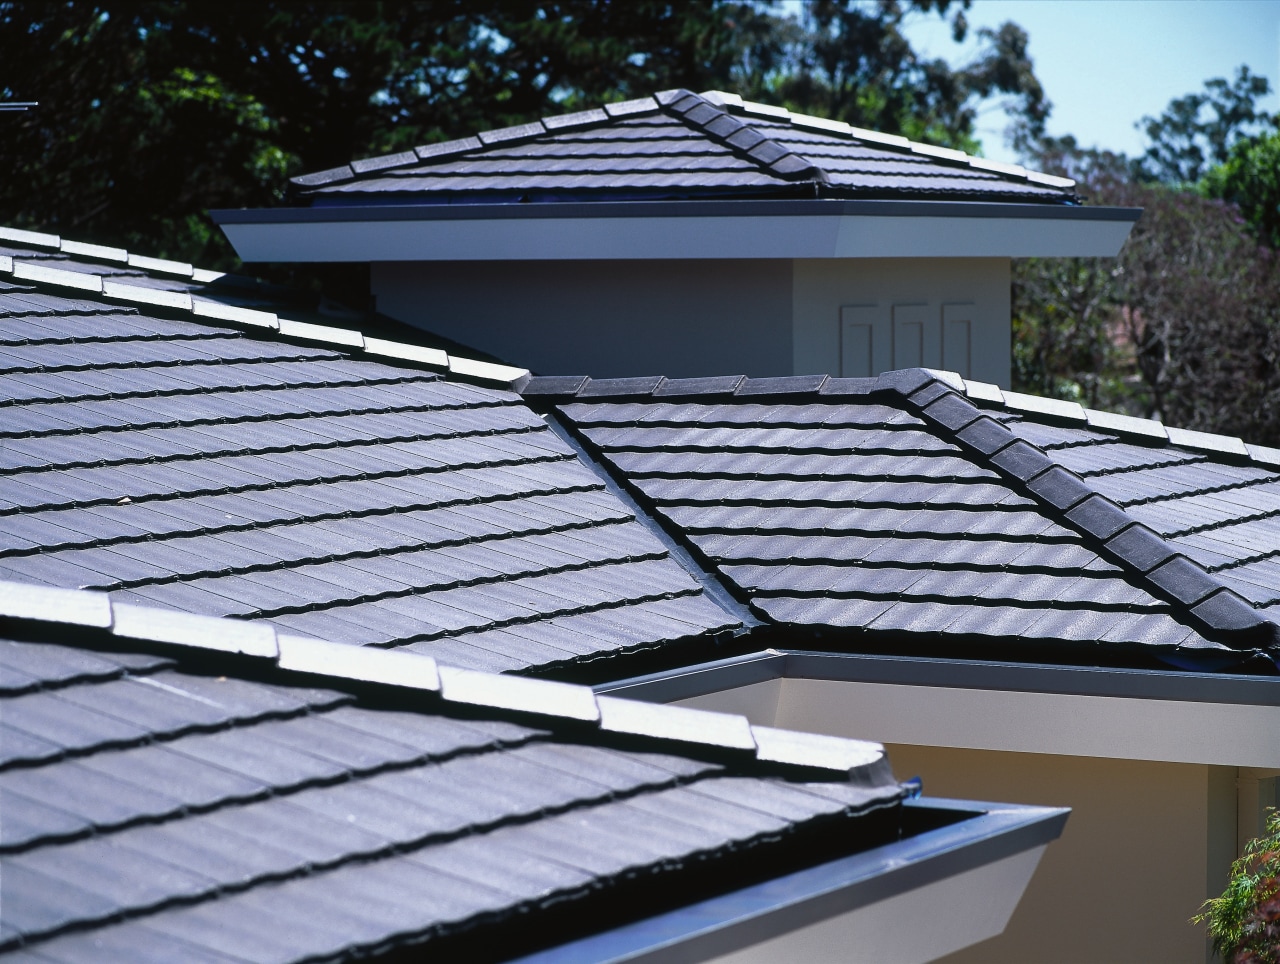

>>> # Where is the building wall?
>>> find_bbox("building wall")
[372,256,1013,383]
[791,257,1012,387]
[886,746,1232,964]
[677,681,1242,964]
[371,259,794,378]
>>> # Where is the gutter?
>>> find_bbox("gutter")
[211,199,1140,263]
[509,797,1069,964]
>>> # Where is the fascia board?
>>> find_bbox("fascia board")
[215,203,1138,262]
[509,798,1066,964]
[601,651,1280,768]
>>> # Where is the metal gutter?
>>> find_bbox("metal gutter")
[508,797,1068,964]
[597,649,1280,707]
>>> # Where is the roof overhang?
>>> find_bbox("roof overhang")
[211,199,1140,263]
[598,650,1280,768]
[512,797,1067,964]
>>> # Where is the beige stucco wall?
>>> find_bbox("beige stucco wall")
[791,257,1012,387]
[676,681,1248,964]
[887,746,1233,964]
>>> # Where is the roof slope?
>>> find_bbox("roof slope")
[0,581,901,962]
[526,370,1280,674]
[0,230,738,677]
[293,89,1077,205]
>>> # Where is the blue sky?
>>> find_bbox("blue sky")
[898,0,1280,164]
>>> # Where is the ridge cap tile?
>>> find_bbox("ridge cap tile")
[1191,589,1273,641]
[543,107,610,131]
[602,96,660,117]
[111,603,279,659]
[1085,408,1168,441]
[874,368,936,397]
[953,416,1018,456]
[1103,524,1180,574]
[988,440,1056,482]
[60,239,129,263]
[654,375,746,397]
[596,695,756,751]
[1246,443,1280,468]
[290,164,355,188]
[0,225,61,249]
[1063,495,1136,541]
[276,634,441,692]
[1146,557,1224,607]
[415,136,483,160]
[1024,466,1094,511]
[817,376,879,396]
[921,369,966,391]
[436,664,601,722]
[961,379,1006,405]
[918,392,983,432]
[520,375,590,397]
[1165,425,1250,458]
[476,121,548,146]
[751,725,889,783]
[11,261,104,293]
[349,150,419,175]
[905,381,952,408]
[577,375,666,398]
[1000,390,1086,424]
[0,581,113,628]
[737,374,829,396]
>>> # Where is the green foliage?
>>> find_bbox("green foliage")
[1014,72,1280,446]
[1194,808,1280,963]
[1202,129,1280,250]
[1137,65,1272,185]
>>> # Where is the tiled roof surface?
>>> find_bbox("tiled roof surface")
[0,582,901,961]
[0,231,739,677]
[294,89,1077,205]
[528,371,1280,673]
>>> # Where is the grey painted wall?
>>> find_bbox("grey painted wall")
[372,259,794,378]
[373,256,1013,383]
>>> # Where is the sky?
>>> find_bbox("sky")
[899,0,1280,165]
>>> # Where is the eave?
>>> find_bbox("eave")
[211,199,1140,263]
[511,797,1068,964]
[598,650,1280,768]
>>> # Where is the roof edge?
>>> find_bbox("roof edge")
[0,578,896,785]
[524,368,1280,654]
[0,230,532,392]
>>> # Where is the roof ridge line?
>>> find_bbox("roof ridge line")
[517,368,1279,652]
[0,240,532,392]
[956,375,1280,471]
[700,90,1077,194]
[654,89,827,186]
[0,578,895,784]
[895,376,1280,651]
[290,95,667,192]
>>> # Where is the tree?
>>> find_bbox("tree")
[1012,72,1280,446]
[1195,808,1280,964]
[1202,128,1280,250]
[1136,65,1273,185]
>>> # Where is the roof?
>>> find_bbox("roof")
[0,228,740,679]
[0,579,902,962]
[291,89,1078,206]
[524,370,1280,675]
